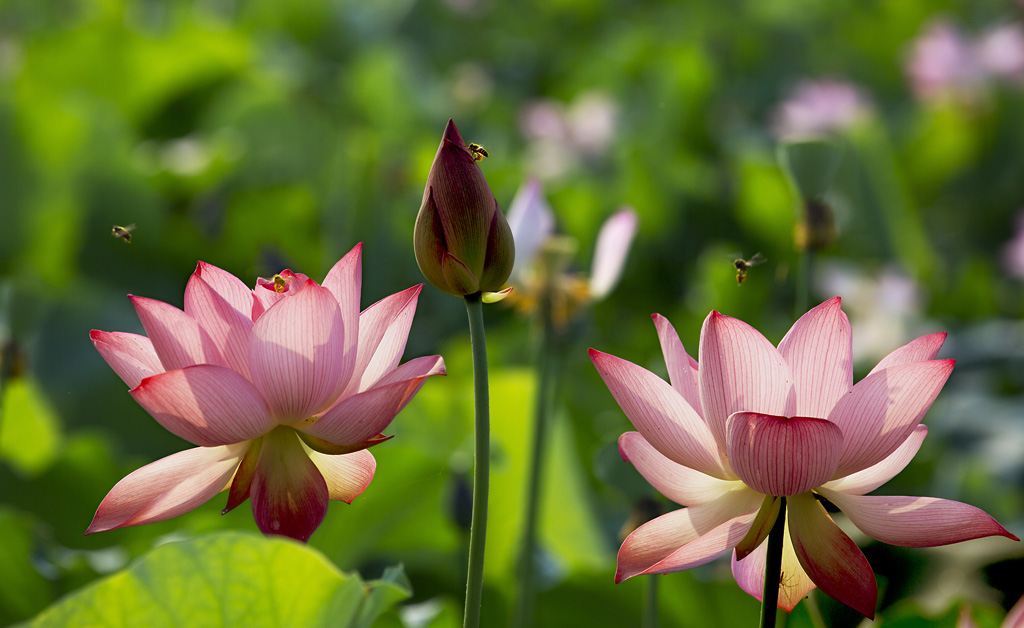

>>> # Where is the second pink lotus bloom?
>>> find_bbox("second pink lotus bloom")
[88,244,445,542]
[591,297,1017,618]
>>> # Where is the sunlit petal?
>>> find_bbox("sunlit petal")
[306,448,376,504]
[619,432,740,506]
[131,296,205,371]
[868,332,946,375]
[343,284,422,396]
[732,518,816,612]
[652,314,701,412]
[185,267,254,380]
[90,330,164,389]
[776,297,852,418]
[823,425,927,494]
[321,243,362,389]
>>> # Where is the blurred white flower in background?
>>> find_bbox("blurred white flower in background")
[1001,210,1024,279]
[519,91,619,181]
[772,79,873,139]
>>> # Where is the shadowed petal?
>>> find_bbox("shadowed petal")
[131,365,275,446]
[91,330,164,388]
[699,311,795,451]
[868,332,946,375]
[343,285,422,396]
[726,412,843,497]
[86,443,247,533]
[590,349,728,479]
[249,283,347,422]
[185,269,254,380]
[306,448,376,503]
[818,491,1019,547]
[505,178,555,282]
[616,488,763,582]
[788,492,877,619]
[131,296,205,371]
[823,425,927,494]
[777,297,852,418]
[619,432,741,506]
[830,360,953,477]
[732,519,817,612]
[652,314,701,412]
[250,428,329,543]
[321,244,362,389]
[589,208,638,300]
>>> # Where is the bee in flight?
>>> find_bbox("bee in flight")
[733,252,766,285]
[467,142,489,161]
[111,224,136,243]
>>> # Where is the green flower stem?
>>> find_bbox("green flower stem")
[512,299,559,628]
[463,293,490,628]
[805,590,827,628]
[760,497,787,628]
[642,574,659,628]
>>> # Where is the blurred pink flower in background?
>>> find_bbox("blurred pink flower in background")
[1001,211,1024,279]
[591,298,1017,617]
[519,91,619,180]
[772,79,872,139]
[88,244,444,542]
[958,593,1024,628]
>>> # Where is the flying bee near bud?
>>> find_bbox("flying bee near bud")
[467,142,489,161]
[733,252,766,285]
[111,224,136,243]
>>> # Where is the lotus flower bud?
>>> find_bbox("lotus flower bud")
[414,119,515,297]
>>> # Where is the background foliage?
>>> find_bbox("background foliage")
[1,0,1023,626]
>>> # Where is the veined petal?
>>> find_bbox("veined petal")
[188,262,254,319]
[91,330,164,388]
[131,296,205,371]
[249,282,347,422]
[505,178,555,283]
[818,491,1019,547]
[699,311,795,451]
[823,425,927,495]
[616,487,763,582]
[776,297,852,418]
[788,492,877,618]
[86,443,247,533]
[590,349,728,479]
[184,269,254,380]
[589,208,638,300]
[726,412,843,497]
[732,518,817,612]
[251,428,329,543]
[250,271,312,320]
[131,365,275,446]
[343,285,422,396]
[868,332,946,375]
[619,432,740,506]
[321,244,362,390]
[306,448,376,503]
[830,360,953,477]
[652,314,701,412]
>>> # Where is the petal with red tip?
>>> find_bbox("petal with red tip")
[321,244,362,388]
[823,425,927,495]
[699,311,795,450]
[777,297,853,418]
[590,349,728,479]
[818,491,1019,547]
[732,519,817,612]
[868,332,946,375]
[131,365,275,446]
[306,449,376,503]
[619,432,740,506]
[131,296,206,371]
[343,285,421,396]
[184,271,254,380]
[250,428,329,543]
[189,262,254,318]
[249,283,347,421]
[86,443,247,533]
[652,314,701,412]
[726,412,843,497]
[788,492,878,618]
[91,330,164,388]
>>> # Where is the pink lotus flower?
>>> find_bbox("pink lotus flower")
[590,298,1017,618]
[88,244,445,542]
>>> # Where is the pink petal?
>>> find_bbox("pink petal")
[131,365,275,446]
[616,488,763,582]
[652,314,701,412]
[776,297,853,418]
[698,311,795,451]
[249,282,348,422]
[589,207,638,300]
[131,296,206,371]
[184,270,254,380]
[299,358,443,446]
[505,178,555,282]
[619,431,741,506]
[86,443,247,533]
[320,244,362,389]
[726,412,843,496]
[788,492,877,618]
[868,332,946,375]
[822,425,927,495]
[830,360,953,477]
[306,448,376,503]
[371,354,446,387]
[250,270,312,320]
[1005,593,1024,628]
[91,330,164,388]
[731,522,817,612]
[189,262,254,317]
[590,349,728,479]
[251,428,329,542]
[818,491,1019,547]
[343,285,422,396]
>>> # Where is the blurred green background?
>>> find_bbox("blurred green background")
[2,0,1023,626]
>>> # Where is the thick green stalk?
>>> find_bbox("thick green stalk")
[642,574,659,628]
[512,299,558,628]
[760,498,787,628]
[462,293,490,628]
